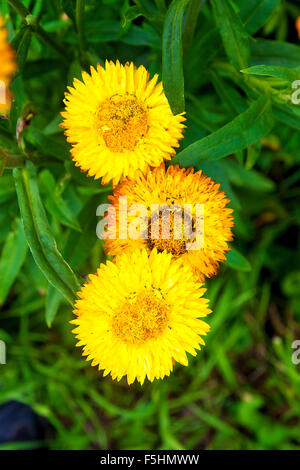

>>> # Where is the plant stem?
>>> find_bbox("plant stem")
[4,154,25,168]
[0,149,24,169]
[7,0,29,18]
[8,0,71,60]
[76,0,89,69]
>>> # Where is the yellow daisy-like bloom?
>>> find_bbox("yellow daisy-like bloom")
[72,249,211,385]
[61,60,185,185]
[104,164,234,283]
[0,16,16,114]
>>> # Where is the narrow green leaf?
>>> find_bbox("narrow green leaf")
[0,127,18,152]
[209,70,247,116]
[242,65,300,83]
[0,219,28,305]
[15,27,31,70]
[46,284,63,327]
[10,24,28,50]
[245,141,262,170]
[210,0,250,70]
[76,0,89,69]
[273,103,300,130]
[251,39,300,68]
[162,0,189,114]
[121,5,143,29]
[13,161,80,305]
[172,96,274,167]
[237,0,281,35]
[133,0,161,21]
[39,169,81,232]
[225,247,251,272]
[123,23,161,49]
[63,196,99,271]
[223,160,275,192]
[25,127,70,161]
[183,0,204,53]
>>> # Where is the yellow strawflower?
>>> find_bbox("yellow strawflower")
[104,164,234,283]
[61,60,185,186]
[72,249,211,385]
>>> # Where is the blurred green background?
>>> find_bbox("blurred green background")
[1,0,300,450]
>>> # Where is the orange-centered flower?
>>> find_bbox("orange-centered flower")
[0,16,17,114]
[104,164,234,283]
[61,61,185,186]
[72,249,211,385]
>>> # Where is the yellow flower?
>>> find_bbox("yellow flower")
[0,16,17,114]
[61,60,185,186]
[72,249,211,385]
[104,164,234,283]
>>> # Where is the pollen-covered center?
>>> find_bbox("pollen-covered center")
[147,208,195,257]
[97,95,148,152]
[112,289,169,344]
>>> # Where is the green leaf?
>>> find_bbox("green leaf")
[183,0,204,53]
[13,161,80,305]
[198,160,240,210]
[225,247,251,272]
[162,0,189,114]
[237,0,281,35]
[65,160,112,193]
[0,127,19,153]
[123,23,161,49]
[223,160,275,192]
[121,5,143,29]
[62,196,100,271]
[0,219,28,306]
[209,70,247,116]
[210,0,250,70]
[39,169,81,232]
[282,272,300,298]
[10,24,28,50]
[15,27,32,70]
[273,103,300,130]
[251,39,300,68]
[241,65,300,83]
[133,0,160,21]
[45,284,63,327]
[25,127,70,161]
[172,96,274,167]
[245,141,262,170]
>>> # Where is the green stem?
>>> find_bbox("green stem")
[8,0,71,60]
[4,154,25,168]
[183,0,205,54]
[7,0,29,17]
[0,149,25,169]
[76,0,89,69]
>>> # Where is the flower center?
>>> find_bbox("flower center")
[97,95,148,152]
[112,289,169,344]
[147,208,195,256]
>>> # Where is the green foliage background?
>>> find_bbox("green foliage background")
[1,0,300,450]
